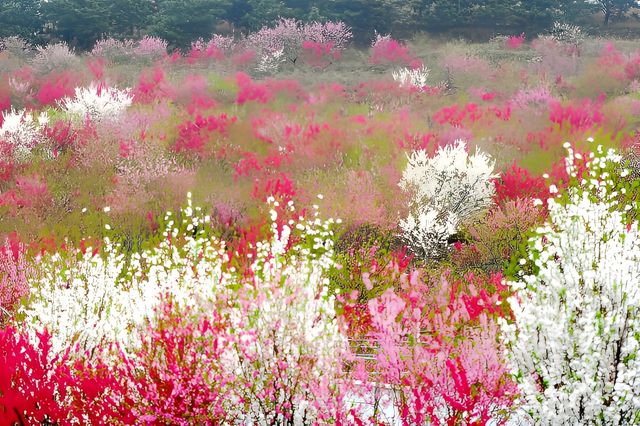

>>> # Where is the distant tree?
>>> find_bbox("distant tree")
[104,0,154,39]
[148,0,232,49]
[595,0,638,25]
[418,0,585,32]
[241,0,291,30]
[323,0,408,43]
[42,0,111,50]
[0,0,44,44]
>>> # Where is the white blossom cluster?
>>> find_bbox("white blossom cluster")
[59,83,133,123]
[392,66,430,89]
[21,194,228,353]
[399,140,497,258]
[226,198,347,422]
[549,21,584,48]
[255,48,286,74]
[501,143,640,425]
[0,108,49,162]
[20,192,347,417]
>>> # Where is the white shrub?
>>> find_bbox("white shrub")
[501,143,640,425]
[59,84,133,123]
[31,42,79,74]
[0,108,48,162]
[399,140,497,258]
[549,22,584,48]
[20,192,345,389]
[21,194,226,353]
[392,66,430,89]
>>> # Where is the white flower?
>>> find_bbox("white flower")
[255,48,286,74]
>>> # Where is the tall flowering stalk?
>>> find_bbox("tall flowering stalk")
[0,238,31,321]
[502,142,640,424]
[221,199,349,423]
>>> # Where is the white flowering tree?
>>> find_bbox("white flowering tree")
[0,108,49,162]
[20,194,350,423]
[21,194,227,353]
[501,142,640,425]
[59,84,132,124]
[399,140,497,259]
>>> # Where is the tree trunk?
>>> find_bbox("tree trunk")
[604,8,611,25]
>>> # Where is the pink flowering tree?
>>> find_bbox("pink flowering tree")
[246,18,352,71]
[346,266,518,425]
[0,237,31,322]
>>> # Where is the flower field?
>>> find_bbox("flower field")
[1,23,640,425]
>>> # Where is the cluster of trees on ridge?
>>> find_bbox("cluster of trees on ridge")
[1,0,639,50]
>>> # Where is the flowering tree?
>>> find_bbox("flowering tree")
[350,268,517,425]
[16,195,355,423]
[502,142,640,424]
[0,238,31,322]
[246,18,352,72]
[399,140,497,259]
[59,83,133,123]
[392,66,431,90]
[0,108,49,162]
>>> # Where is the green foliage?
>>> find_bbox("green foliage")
[148,0,231,50]
[596,0,638,25]
[41,0,111,50]
[452,200,545,273]
[0,0,636,50]
[0,0,44,45]
[328,224,407,302]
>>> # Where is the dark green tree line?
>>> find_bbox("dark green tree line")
[0,0,637,50]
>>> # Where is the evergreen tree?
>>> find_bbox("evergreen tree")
[42,0,111,49]
[105,0,154,39]
[148,0,232,49]
[0,0,44,44]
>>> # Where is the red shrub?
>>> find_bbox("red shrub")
[506,33,525,50]
[494,163,547,203]
[433,103,482,126]
[0,327,73,424]
[302,41,341,68]
[370,38,422,68]
[548,99,604,132]
[35,73,76,106]
[235,72,273,104]
[173,113,237,157]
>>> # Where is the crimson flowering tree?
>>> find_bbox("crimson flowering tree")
[173,113,237,157]
[78,302,235,424]
[0,327,75,424]
[493,163,548,204]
